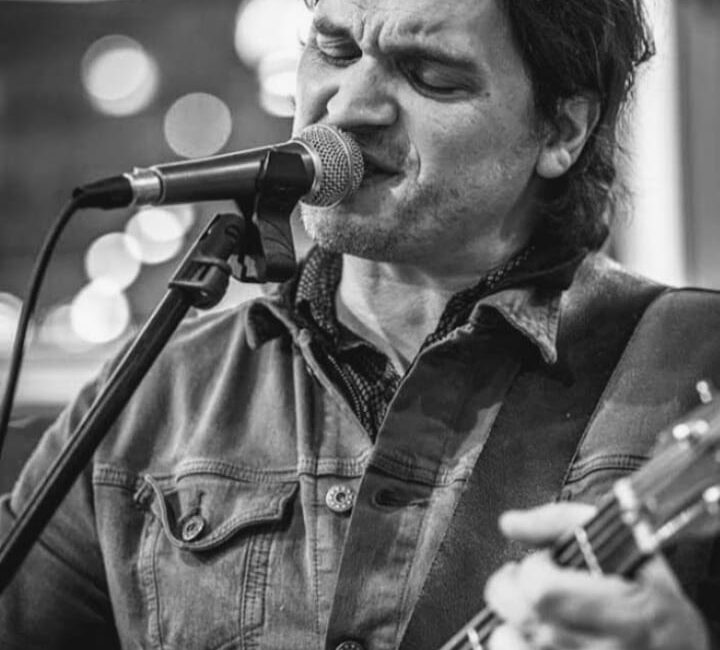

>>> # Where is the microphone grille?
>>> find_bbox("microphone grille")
[297,124,364,207]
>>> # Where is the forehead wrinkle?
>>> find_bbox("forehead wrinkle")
[313,0,369,42]
[315,0,465,55]
[314,0,523,88]
[376,16,458,60]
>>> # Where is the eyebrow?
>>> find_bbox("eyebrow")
[386,44,480,75]
[312,15,481,74]
[312,15,349,38]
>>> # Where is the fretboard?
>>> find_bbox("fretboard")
[437,495,647,650]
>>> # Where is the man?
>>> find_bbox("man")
[1,0,719,649]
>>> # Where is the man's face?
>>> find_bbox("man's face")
[294,0,545,270]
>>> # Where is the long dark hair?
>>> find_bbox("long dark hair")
[502,1,655,251]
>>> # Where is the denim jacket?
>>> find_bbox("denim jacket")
[1,253,719,650]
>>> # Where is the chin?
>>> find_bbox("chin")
[299,203,403,261]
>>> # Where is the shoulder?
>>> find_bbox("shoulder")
[563,253,662,312]
[562,252,720,327]
[152,286,298,367]
[92,290,302,469]
[570,251,720,302]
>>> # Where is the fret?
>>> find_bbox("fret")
[465,626,483,650]
[614,478,659,555]
[572,526,604,575]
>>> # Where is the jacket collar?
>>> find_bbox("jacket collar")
[243,247,587,366]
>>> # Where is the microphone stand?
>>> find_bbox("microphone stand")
[0,148,309,594]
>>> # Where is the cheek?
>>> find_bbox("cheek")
[445,112,538,184]
[410,112,500,182]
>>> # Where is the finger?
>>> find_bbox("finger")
[636,553,683,593]
[487,623,532,650]
[527,623,589,650]
[636,555,712,650]
[484,561,537,630]
[519,552,702,634]
[487,549,711,649]
[489,619,594,650]
[496,551,643,633]
[499,502,596,546]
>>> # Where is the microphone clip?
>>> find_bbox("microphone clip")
[234,149,308,284]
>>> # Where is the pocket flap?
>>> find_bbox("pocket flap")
[142,472,297,552]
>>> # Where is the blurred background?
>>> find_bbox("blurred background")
[0,0,718,489]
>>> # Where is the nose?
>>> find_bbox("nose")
[324,57,398,131]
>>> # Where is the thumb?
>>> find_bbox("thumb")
[499,502,596,546]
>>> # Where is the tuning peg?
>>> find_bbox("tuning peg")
[697,380,714,405]
[703,486,720,516]
[652,485,720,547]
[672,419,710,444]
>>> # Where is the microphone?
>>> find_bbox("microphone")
[73,124,364,210]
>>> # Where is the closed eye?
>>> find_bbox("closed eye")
[307,16,361,66]
[307,32,361,67]
[401,60,476,99]
[316,44,360,66]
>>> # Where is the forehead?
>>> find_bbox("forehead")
[313,0,515,60]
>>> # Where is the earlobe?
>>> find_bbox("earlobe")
[536,95,600,179]
[536,148,573,179]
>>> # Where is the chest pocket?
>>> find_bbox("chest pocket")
[137,471,297,650]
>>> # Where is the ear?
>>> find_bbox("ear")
[536,96,600,179]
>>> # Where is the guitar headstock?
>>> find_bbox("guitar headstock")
[616,382,720,553]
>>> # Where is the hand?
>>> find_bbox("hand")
[484,502,711,650]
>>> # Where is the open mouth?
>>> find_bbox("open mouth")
[361,154,400,184]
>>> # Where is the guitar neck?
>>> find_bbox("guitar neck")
[437,398,720,650]
[438,495,647,650]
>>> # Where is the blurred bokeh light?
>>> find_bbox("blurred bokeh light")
[84,232,142,290]
[258,51,299,118]
[234,0,311,117]
[81,34,159,116]
[163,92,233,158]
[0,293,23,352]
[39,304,94,353]
[234,0,311,68]
[168,203,196,235]
[125,207,187,265]
[70,280,130,344]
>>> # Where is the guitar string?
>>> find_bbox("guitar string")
[441,416,717,650]
[446,501,641,650]
[444,508,620,650]
[556,500,625,565]
[449,535,639,650]
[556,499,618,562]
[447,440,709,649]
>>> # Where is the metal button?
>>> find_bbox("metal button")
[335,641,364,650]
[180,514,206,542]
[325,484,356,513]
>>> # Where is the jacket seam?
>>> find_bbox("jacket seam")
[558,285,671,493]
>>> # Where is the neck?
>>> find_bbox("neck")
[335,253,516,373]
